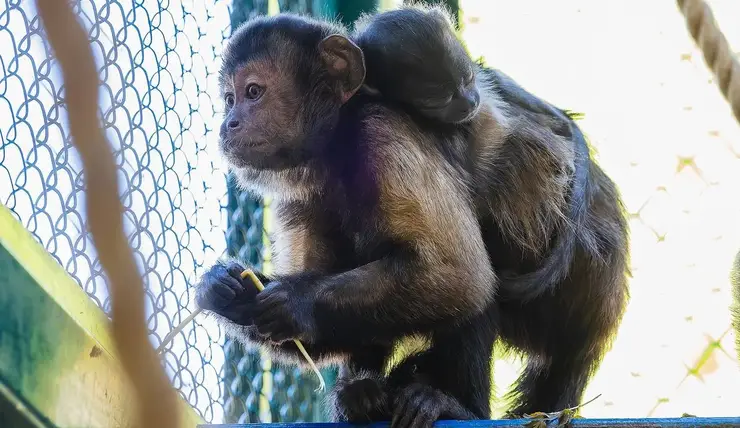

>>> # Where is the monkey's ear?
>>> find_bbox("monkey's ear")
[318,34,366,104]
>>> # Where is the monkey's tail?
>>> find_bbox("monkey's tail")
[499,120,591,302]
[731,250,740,360]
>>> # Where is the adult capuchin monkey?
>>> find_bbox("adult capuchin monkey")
[195,10,629,428]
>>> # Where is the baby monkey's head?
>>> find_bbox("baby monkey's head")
[355,4,481,124]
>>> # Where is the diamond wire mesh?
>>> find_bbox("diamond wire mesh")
[0,0,344,423]
[1,0,232,423]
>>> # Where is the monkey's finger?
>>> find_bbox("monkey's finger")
[392,386,421,428]
[252,270,271,285]
[252,304,285,325]
[390,398,405,428]
[255,320,279,336]
[394,394,423,428]
[211,264,246,292]
[225,261,248,281]
[390,405,407,428]
[442,402,472,421]
[359,390,375,415]
[409,405,437,428]
[395,405,420,428]
[202,284,236,307]
[255,287,287,305]
[219,302,256,325]
[257,320,295,342]
[254,297,290,319]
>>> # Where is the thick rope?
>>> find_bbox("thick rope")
[34,1,179,427]
[677,0,740,124]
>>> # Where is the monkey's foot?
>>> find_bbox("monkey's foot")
[334,376,390,422]
[391,383,472,428]
[516,409,577,428]
[501,411,522,420]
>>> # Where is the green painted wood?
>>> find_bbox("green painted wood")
[0,377,51,428]
[0,241,102,426]
[0,204,203,427]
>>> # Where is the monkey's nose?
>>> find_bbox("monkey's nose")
[466,90,480,109]
[220,118,242,140]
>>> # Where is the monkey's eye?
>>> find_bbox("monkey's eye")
[419,94,453,109]
[246,84,264,100]
[224,94,235,108]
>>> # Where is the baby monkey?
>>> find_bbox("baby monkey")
[353,4,480,123]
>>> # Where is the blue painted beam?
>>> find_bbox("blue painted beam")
[200,418,740,428]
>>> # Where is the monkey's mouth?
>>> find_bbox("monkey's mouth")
[220,137,288,171]
[220,136,268,151]
[220,138,262,165]
[456,104,482,124]
[445,101,482,124]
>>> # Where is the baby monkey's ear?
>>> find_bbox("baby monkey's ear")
[318,34,366,104]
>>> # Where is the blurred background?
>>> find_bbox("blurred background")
[0,0,738,424]
[458,0,740,418]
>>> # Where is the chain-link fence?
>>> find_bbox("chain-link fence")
[0,0,382,423]
[0,0,237,422]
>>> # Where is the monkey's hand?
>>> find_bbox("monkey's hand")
[391,383,475,428]
[334,375,391,422]
[195,260,263,325]
[253,278,317,343]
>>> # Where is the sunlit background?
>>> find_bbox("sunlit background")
[0,0,738,423]
[456,0,740,418]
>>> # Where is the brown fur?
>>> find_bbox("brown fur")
[353,3,481,124]
[195,13,630,428]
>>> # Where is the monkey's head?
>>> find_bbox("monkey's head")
[218,14,365,195]
[355,4,480,124]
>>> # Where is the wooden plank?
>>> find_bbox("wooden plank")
[0,203,203,427]
[199,418,740,428]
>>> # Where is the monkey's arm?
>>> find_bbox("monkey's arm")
[196,261,360,366]
[196,208,349,365]
[254,126,496,345]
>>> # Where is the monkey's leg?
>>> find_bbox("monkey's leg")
[389,309,497,428]
[509,351,589,416]
[330,345,394,423]
[499,281,625,416]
